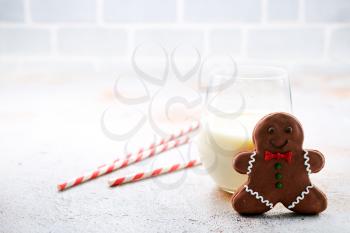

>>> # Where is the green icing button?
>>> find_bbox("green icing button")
[275,182,283,189]
[274,162,282,169]
[275,173,282,180]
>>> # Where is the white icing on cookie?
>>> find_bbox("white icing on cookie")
[244,185,274,209]
[246,151,256,175]
[244,150,314,210]
[287,150,314,209]
[303,150,312,175]
[288,184,314,209]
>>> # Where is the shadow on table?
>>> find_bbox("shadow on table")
[214,187,232,201]
[209,187,321,220]
[245,212,321,219]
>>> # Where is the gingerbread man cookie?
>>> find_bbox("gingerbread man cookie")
[232,112,327,215]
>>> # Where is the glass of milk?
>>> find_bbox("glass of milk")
[196,65,292,193]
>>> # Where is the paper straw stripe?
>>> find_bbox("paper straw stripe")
[74,177,83,186]
[162,144,168,152]
[108,160,201,187]
[151,168,162,176]
[58,183,66,190]
[91,170,99,179]
[169,164,180,172]
[133,173,144,181]
[113,178,125,186]
[121,160,129,168]
[57,135,191,191]
[186,160,196,167]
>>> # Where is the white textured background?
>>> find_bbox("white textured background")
[0,0,349,79]
[1,1,350,232]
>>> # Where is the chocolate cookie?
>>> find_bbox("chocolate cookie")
[232,112,327,215]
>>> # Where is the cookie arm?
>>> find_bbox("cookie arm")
[306,149,325,173]
[233,152,253,174]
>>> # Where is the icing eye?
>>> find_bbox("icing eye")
[268,127,275,134]
[285,126,293,134]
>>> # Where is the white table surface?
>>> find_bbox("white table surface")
[0,75,349,233]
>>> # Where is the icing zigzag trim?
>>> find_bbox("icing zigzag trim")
[286,150,313,209]
[244,185,274,209]
[288,185,314,209]
[246,151,256,175]
[303,150,312,175]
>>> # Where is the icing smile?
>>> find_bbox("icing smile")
[270,139,288,149]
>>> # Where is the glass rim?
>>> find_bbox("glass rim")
[236,65,288,80]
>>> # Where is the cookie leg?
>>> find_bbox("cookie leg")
[232,187,272,215]
[287,186,327,214]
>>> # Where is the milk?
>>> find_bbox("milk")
[196,113,263,193]
[196,66,292,193]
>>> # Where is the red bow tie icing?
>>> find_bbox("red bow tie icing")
[264,151,293,163]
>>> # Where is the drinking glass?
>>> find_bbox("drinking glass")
[196,66,292,193]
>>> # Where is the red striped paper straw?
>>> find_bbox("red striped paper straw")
[97,120,200,169]
[57,135,191,191]
[108,159,201,187]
